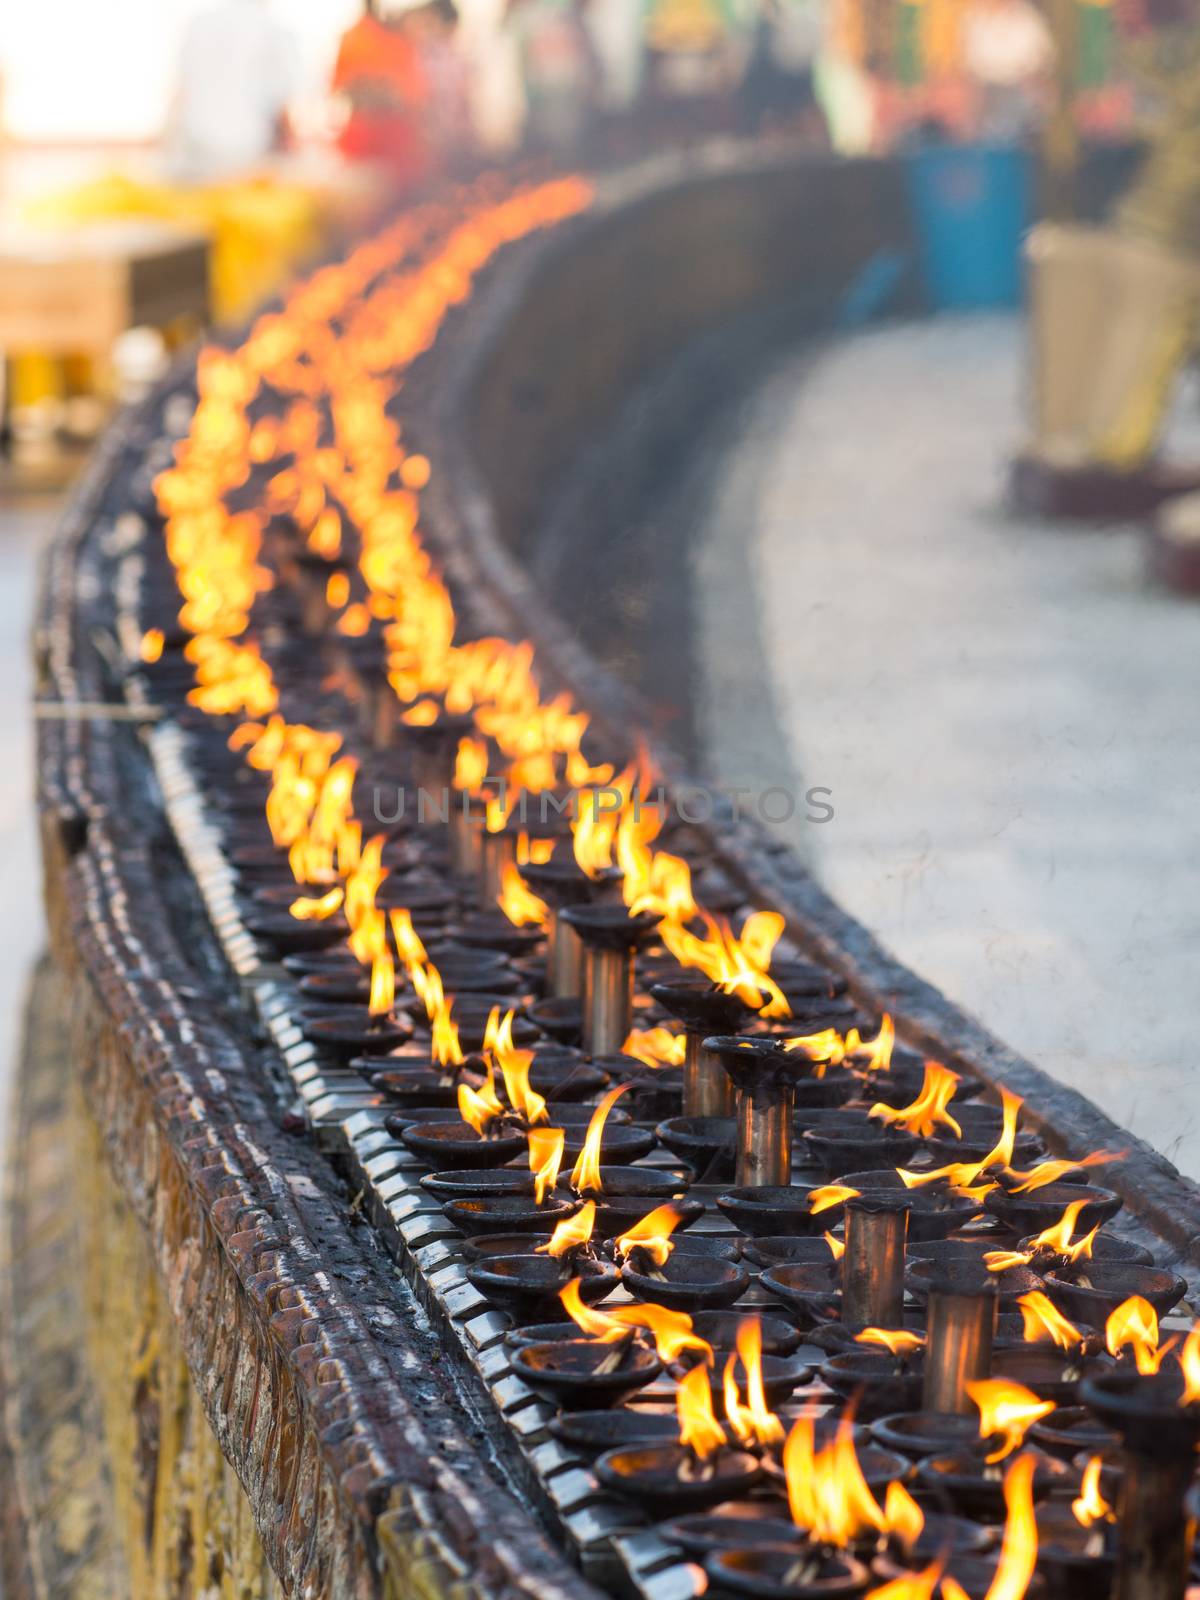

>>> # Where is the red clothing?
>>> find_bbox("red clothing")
[333,15,430,182]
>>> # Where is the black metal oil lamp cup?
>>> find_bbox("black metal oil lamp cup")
[650,978,750,1118]
[705,1036,800,1189]
[560,904,658,1057]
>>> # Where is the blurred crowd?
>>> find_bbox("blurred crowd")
[169,0,1075,193]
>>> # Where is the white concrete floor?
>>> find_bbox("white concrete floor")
[0,497,50,1157]
[694,313,1200,1180]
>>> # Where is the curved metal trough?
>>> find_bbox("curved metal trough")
[3,146,1196,1600]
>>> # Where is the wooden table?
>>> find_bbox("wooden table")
[0,219,209,354]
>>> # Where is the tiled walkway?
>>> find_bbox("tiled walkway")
[0,498,50,1154]
[691,313,1200,1180]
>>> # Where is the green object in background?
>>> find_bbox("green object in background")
[1077,0,1114,90]
[895,0,924,87]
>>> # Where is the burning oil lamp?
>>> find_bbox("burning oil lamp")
[983,1291,1112,1403]
[838,1170,983,1244]
[841,1195,910,1332]
[703,1036,804,1188]
[594,1361,762,1514]
[559,904,658,1057]
[649,977,749,1118]
[984,1180,1123,1238]
[510,1338,660,1409]
[1042,1262,1187,1329]
[1031,1455,1117,1600]
[1082,1327,1200,1600]
[922,1280,997,1415]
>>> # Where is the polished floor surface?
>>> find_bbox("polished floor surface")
[690,313,1200,1179]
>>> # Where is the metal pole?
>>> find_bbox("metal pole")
[841,1197,909,1331]
[922,1281,996,1414]
[682,1032,734,1117]
[582,945,633,1057]
[735,1077,794,1188]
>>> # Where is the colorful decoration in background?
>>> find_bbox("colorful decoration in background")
[24,171,321,327]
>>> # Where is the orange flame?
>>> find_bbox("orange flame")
[863,1563,943,1600]
[985,1452,1039,1600]
[783,1028,847,1067]
[1017,1291,1084,1352]
[883,1480,925,1551]
[784,1411,886,1547]
[677,1362,726,1462]
[1181,1323,1200,1405]
[614,1202,689,1267]
[1072,1455,1115,1529]
[1005,1149,1123,1194]
[543,1201,596,1257]
[824,1231,846,1261]
[368,950,395,1016]
[559,1269,712,1362]
[139,628,165,663]
[966,1378,1054,1462]
[722,1318,784,1448]
[457,1058,503,1136]
[528,1126,565,1205]
[497,861,549,929]
[454,736,489,793]
[390,907,428,972]
[570,1084,630,1192]
[622,1026,688,1067]
[870,1061,962,1139]
[809,1184,859,1216]
[1106,1295,1174,1375]
[289,886,344,921]
[898,1088,1023,1200]
[845,1015,895,1074]
[487,1008,547,1124]
[855,1328,924,1358]
[658,911,790,1018]
[1028,1197,1100,1264]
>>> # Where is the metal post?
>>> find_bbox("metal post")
[682,1032,734,1117]
[841,1196,908,1330]
[582,945,633,1057]
[735,1076,793,1188]
[922,1281,996,1414]
[546,908,585,998]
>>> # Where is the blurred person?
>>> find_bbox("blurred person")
[505,0,603,157]
[739,0,826,140]
[171,0,298,179]
[643,0,745,142]
[962,0,1054,139]
[331,0,435,186]
[416,0,477,170]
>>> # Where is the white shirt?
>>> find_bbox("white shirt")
[963,2,1054,89]
[173,0,297,177]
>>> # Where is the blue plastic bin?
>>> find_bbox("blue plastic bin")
[905,144,1031,311]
